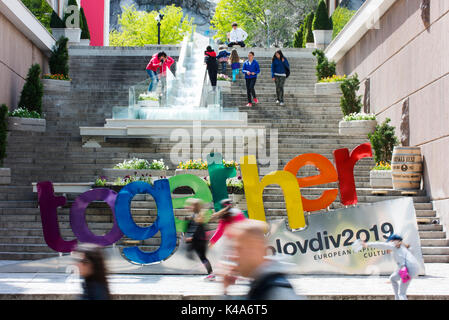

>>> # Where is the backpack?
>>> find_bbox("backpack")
[284,61,290,78]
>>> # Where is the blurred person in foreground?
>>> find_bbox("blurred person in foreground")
[72,243,111,300]
[220,219,300,300]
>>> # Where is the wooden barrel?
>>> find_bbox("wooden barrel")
[391,147,422,190]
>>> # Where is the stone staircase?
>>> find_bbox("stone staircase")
[0,48,447,263]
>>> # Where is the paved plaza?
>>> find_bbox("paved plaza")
[0,261,448,300]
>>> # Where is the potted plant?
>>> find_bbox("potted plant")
[92,175,154,193]
[303,12,315,48]
[217,74,231,93]
[102,158,168,181]
[312,49,338,94]
[10,64,46,132]
[368,118,399,189]
[176,159,209,177]
[315,74,346,95]
[338,74,376,136]
[45,36,71,93]
[137,92,159,107]
[79,7,91,46]
[312,0,333,49]
[226,176,245,203]
[0,105,10,185]
[50,1,81,44]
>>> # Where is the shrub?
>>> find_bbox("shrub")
[313,0,332,30]
[312,49,336,80]
[303,12,315,46]
[368,118,399,164]
[8,107,42,119]
[340,73,363,116]
[18,64,43,115]
[293,25,304,48]
[332,6,356,39]
[49,37,69,77]
[80,7,90,40]
[50,10,64,28]
[0,105,7,167]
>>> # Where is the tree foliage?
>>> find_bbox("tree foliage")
[211,0,319,47]
[312,0,332,30]
[18,64,43,115]
[368,118,399,164]
[304,12,315,44]
[20,0,53,32]
[50,10,64,28]
[293,24,304,48]
[109,5,194,46]
[80,7,90,39]
[49,37,69,77]
[312,49,336,80]
[331,5,356,39]
[340,73,363,117]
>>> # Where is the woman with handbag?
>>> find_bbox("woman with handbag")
[271,50,290,106]
[361,234,420,300]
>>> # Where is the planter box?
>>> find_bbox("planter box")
[175,169,209,177]
[138,99,159,107]
[102,169,167,180]
[217,80,231,93]
[8,117,46,133]
[315,82,342,95]
[313,30,333,49]
[339,120,377,136]
[305,42,315,49]
[0,168,11,185]
[52,28,81,44]
[370,170,393,189]
[42,78,71,92]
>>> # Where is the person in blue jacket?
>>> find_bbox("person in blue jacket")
[217,45,231,74]
[242,51,260,107]
[271,50,290,106]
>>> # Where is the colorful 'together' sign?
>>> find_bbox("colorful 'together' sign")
[37,143,372,264]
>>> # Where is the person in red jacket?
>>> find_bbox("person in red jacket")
[145,51,174,92]
[204,46,218,89]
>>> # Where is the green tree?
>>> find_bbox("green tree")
[109,5,194,46]
[49,37,69,77]
[20,0,53,31]
[331,6,356,39]
[340,74,363,117]
[80,7,90,40]
[293,24,304,48]
[0,104,7,167]
[50,10,64,28]
[312,0,332,30]
[368,118,399,164]
[303,12,315,45]
[18,64,43,115]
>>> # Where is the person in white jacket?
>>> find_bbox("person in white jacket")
[361,234,420,300]
[228,22,248,47]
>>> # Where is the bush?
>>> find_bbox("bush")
[18,64,43,115]
[313,0,332,30]
[340,73,363,116]
[21,0,53,31]
[332,6,356,39]
[368,118,399,164]
[8,107,42,119]
[293,24,304,48]
[303,12,315,46]
[50,10,64,28]
[80,7,90,40]
[0,105,7,167]
[312,49,336,80]
[49,37,69,77]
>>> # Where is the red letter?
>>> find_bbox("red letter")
[37,181,77,252]
[333,143,372,206]
[284,153,338,212]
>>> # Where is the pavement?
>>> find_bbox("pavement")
[0,261,449,300]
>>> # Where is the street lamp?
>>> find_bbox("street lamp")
[155,13,164,45]
[265,9,271,48]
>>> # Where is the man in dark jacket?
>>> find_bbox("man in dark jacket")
[204,46,218,89]
[222,219,300,300]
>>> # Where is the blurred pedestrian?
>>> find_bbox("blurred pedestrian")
[73,243,111,300]
[221,219,299,300]
[361,234,420,300]
[242,51,260,107]
[204,46,218,89]
[271,50,290,106]
[208,198,246,248]
[145,51,174,92]
[184,198,215,281]
[217,45,231,74]
[229,49,241,82]
[228,22,248,47]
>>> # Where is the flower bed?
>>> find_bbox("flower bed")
[102,158,168,181]
[339,113,377,136]
[370,162,393,189]
[8,108,45,132]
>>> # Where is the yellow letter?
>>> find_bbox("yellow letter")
[240,155,306,230]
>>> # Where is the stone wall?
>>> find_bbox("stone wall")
[336,0,449,230]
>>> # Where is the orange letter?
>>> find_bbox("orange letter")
[284,153,338,212]
[240,155,306,230]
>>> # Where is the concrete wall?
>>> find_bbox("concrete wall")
[336,0,449,228]
[0,11,49,109]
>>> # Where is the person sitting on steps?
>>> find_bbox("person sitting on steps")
[228,22,248,48]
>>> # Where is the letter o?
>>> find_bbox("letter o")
[283,242,297,255]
